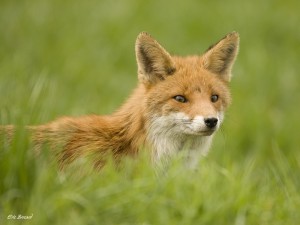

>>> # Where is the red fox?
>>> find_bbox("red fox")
[29,32,239,169]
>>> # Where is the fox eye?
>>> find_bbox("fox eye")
[211,94,219,103]
[173,95,188,103]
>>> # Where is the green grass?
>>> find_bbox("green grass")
[1,0,300,224]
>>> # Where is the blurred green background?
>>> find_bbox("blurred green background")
[1,0,299,224]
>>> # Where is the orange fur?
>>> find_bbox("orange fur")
[27,32,240,169]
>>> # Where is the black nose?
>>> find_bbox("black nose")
[204,117,218,128]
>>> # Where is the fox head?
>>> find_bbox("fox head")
[135,32,239,153]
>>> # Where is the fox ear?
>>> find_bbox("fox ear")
[135,32,176,85]
[202,32,239,82]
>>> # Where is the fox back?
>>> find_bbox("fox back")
[29,32,239,169]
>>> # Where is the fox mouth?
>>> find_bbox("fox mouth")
[196,129,215,136]
[184,128,216,136]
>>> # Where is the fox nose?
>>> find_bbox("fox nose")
[204,117,218,129]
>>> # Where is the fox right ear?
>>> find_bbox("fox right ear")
[202,32,239,82]
[135,32,176,85]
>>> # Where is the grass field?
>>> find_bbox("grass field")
[1,0,300,224]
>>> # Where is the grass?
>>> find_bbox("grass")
[1,0,300,224]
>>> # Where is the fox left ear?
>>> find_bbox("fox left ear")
[202,32,239,82]
[135,32,176,85]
